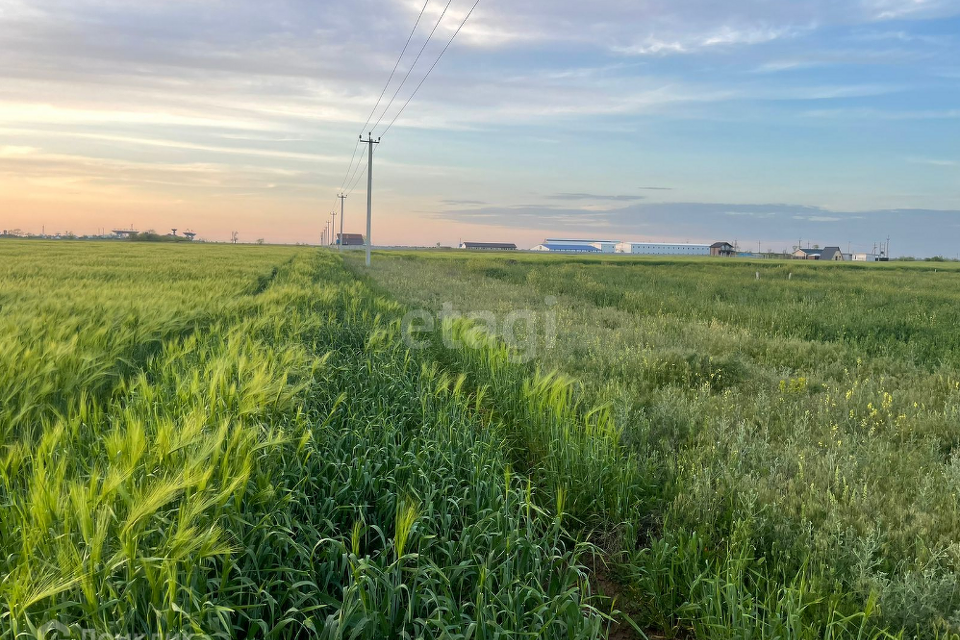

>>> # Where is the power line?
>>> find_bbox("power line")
[371,0,456,133]
[328,0,483,248]
[338,138,362,193]
[381,0,482,138]
[346,147,369,196]
[347,164,367,196]
[362,0,432,133]
[338,0,431,192]
[345,144,368,196]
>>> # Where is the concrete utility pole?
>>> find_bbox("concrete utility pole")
[360,133,380,267]
[330,211,338,247]
[337,193,347,252]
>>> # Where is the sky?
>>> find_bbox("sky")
[0,0,958,255]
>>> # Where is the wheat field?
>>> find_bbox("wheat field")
[5,241,959,639]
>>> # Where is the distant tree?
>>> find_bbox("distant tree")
[256,238,265,245]
[130,232,190,243]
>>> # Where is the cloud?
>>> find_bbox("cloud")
[864,0,960,20]
[548,193,646,202]
[908,157,958,166]
[1,0,958,246]
[754,60,825,73]
[430,0,959,54]
[793,215,843,222]
[614,24,809,56]
[0,145,39,156]
[441,199,487,205]
[725,210,779,218]
[803,108,960,120]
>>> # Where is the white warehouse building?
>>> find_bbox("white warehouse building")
[615,242,711,256]
[541,238,619,253]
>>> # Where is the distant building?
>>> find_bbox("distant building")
[459,242,517,250]
[851,253,881,262]
[543,238,618,253]
[710,242,736,257]
[793,246,844,261]
[616,242,710,256]
[337,233,365,246]
[531,243,601,253]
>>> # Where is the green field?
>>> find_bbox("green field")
[3,242,960,639]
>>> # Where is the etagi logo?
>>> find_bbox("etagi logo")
[38,621,209,640]
[400,297,559,363]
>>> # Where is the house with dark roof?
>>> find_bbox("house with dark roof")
[710,241,736,257]
[459,241,517,250]
[337,233,365,246]
[792,246,844,261]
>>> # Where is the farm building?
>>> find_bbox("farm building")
[459,241,517,250]
[530,243,601,253]
[542,238,619,253]
[615,242,710,256]
[337,233,365,246]
[851,253,881,262]
[710,242,736,257]
[793,247,844,261]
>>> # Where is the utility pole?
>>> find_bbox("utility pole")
[337,193,347,252]
[361,133,380,267]
[330,211,338,247]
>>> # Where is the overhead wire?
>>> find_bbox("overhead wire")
[332,0,483,218]
[361,0,432,134]
[346,146,369,196]
[346,164,367,197]
[337,0,432,193]
[380,0,482,138]
[371,0,457,133]
[337,138,362,194]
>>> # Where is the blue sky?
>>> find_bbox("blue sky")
[0,0,958,254]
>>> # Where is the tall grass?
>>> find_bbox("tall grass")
[0,243,607,638]
[351,250,960,639]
